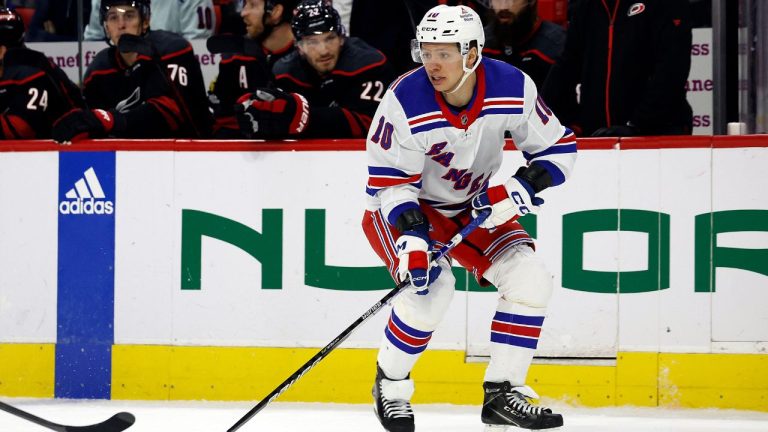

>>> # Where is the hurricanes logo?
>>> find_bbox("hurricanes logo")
[628,3,646,16]
[59,167,114,215]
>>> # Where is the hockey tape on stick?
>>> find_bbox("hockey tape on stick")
[227,210,490,432]
[0,400,135,432]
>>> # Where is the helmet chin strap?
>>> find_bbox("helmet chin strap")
[445,53,480,95]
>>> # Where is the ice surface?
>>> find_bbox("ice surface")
[1,399,767,432]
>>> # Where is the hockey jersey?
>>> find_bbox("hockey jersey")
[83,30,212,138]
[366,58,577,227]
[209,38,294,138]
[272,37,397,138]
[0,48,85,139]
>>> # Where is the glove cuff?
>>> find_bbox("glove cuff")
[396,231,430,255]
[289,93,310,134]
[91,109,115,133]
[505,176,535,200]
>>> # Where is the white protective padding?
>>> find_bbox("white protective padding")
[381,377,416,402]
[378,257,455,380]
[392,256,456,330]
[483,244,554,308]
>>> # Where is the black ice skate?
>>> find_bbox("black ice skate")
[372,365,415,432]
[481,381,563,430]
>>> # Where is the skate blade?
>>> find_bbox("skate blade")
[483,425,509,432]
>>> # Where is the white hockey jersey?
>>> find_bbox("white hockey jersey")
[366,58,577,227]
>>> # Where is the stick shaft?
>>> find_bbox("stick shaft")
[227,210,489,432]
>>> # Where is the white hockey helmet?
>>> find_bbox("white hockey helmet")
[411,5,485,93]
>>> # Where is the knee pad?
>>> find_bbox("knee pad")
[486,246,553,308]
[392,257,455,331]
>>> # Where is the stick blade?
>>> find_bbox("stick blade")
[63,412,135,432]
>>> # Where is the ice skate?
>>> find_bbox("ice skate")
[372,365,415,432]
[481,381,563,430]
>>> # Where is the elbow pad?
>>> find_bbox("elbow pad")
[515,163,552,194]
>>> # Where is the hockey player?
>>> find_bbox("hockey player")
[207,0,297,138]
[53,0,213,142]
[541,0,693,136]
[83,0,217,41]
[235,0,396,139]
[0,8,85,139]
[482,0,566,89]
[363,5,576,431]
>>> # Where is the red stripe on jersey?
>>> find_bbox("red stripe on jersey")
[0,115,34,139]
[148,96,182,131]
[221,55,257,65]
[275,73,312,88]
[557,133,577,144]
[368,174,421,188]
[390,67,421,91]
[484,100,524,106]
[83,68,119,86]
[0,71,45,87]
[518,49,556,64]
[161,45,194,61]
[340,108,362,137]
[331,52,387,77]
[408,113,443,126]
[491,321,542,338]
[213,115,239,133]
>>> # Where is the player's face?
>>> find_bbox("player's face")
[298,31,343,75]
[491,0,529,24]
[104,6,148,46]
[241,0,266,38]
[420,43,466,92]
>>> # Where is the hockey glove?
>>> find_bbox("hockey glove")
[471,176,544,229]
[52,109,117,144]
[235,88,310,139]
[395,230,442,294]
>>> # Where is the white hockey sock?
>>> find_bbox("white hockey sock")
[484,301,546,385]
[377,308,434,380]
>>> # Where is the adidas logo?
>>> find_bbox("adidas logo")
[59,167,114,215]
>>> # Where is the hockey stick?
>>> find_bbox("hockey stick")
[0,400,135,432]
[227,210,491,432]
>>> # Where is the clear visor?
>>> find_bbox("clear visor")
[410,39,421,63]
[410,39,464,64]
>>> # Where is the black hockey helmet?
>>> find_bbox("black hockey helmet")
[265,0,299,24]
[100,0,151,24]
[291,0,344,40]
[0,8,25,48]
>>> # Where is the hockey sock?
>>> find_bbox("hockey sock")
[377,309,434,380]
[484,300,546,385]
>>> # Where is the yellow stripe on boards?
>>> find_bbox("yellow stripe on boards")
[2,344,765,412]
[0,344,54,397]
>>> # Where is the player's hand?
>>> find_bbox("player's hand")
[235,88,310,139]
[471,177,544,229]
[395,230,442,294]
[52,109,115,144]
